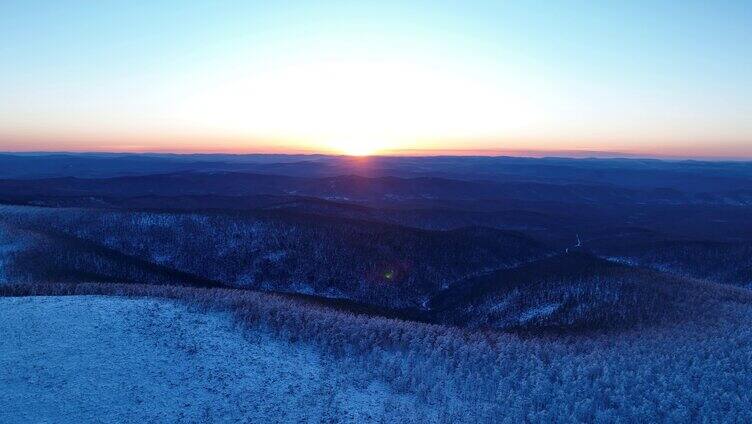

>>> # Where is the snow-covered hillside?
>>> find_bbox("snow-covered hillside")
[0,296,420,423]
[3,287,752,422]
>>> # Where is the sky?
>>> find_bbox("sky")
[1,1,750,157]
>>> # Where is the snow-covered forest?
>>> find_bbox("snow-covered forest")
[3,282,752,422]
[3,154,752,422]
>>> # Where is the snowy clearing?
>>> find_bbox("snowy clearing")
[0,296,418,423]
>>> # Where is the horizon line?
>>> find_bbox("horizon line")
[2,149,752,162]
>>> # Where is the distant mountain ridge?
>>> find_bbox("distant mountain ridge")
[1,171,751,206]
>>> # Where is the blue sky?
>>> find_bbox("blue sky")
[1,1,750,157]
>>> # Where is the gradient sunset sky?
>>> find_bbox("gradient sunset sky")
[1,1,750,157]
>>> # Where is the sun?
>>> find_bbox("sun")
[327,138,382,156]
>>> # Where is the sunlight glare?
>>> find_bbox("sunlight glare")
[173,58,545,154]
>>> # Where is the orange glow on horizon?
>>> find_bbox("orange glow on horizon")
[1,131,751,159]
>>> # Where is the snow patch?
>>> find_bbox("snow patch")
[518,302,561,323]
